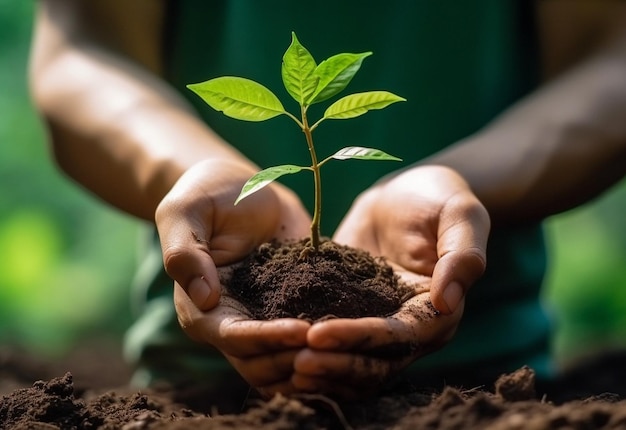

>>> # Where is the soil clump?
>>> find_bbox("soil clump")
[227,239,415,321]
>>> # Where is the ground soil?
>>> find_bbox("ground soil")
[3,241,626,429]
[2,345,626,429]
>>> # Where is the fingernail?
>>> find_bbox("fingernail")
[443,281,463,313]
[188,276,212,310]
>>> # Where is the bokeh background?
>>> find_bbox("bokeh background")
[0,1,146,358]
[2,2,625,368]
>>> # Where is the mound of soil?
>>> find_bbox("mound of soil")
[3,360,626,430]
[227,239,414,321]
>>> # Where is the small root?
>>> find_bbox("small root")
[297,245,316,262]
[293,393,353,430]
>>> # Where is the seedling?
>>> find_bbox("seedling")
[188,32,405,251]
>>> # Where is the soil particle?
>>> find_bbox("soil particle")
[495,366,536,402]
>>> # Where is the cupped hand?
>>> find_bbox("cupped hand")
[156,158,311,310]
[174,280,311,397]
[292,165,490,398]
[156,158,312,396]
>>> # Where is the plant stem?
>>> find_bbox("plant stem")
[301,105,321,250]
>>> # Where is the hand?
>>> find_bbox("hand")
[174,280,311,398]
[157,158,312,396]
[292,165,490,398]
[156,158,311,310]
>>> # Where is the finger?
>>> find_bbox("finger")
[294,349,402,385]
[430,247,486,314]
[307,294,460,354]
[293,350,403,400]
[174,281,213,342]
[157,202,222,311]
[306,317,414,352]
[174,284,310,357]
[227,349,300,388]
[216,316,311,357]
[431,195,489,314]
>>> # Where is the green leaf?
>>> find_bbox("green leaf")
[323,91,406,120]
[331,146,402,162]
[187,77,285,121]
[308,52,372,105]
[234,165,306,205]
[281,32,318,105]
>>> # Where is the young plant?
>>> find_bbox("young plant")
[187,32,405,251]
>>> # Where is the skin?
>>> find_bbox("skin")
[30,0,626,399]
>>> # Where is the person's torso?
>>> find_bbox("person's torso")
[162,1,550,373]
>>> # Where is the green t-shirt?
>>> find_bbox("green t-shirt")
[125,1,552,385]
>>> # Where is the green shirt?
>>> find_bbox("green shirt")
[127,1,551,383]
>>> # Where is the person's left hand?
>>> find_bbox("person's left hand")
[291,165,490,399]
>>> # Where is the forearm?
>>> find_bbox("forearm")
[29,1,252,221]
[426,30,626,226]
[33,55,249,221]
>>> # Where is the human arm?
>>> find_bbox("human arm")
[29,0,247,221]
[295,1,626,398]
[293,166,488,398]
[427,1,626,226]
[29,0,311,393]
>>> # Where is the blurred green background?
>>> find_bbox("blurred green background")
[0,1,146,358]
[1,2,625,368]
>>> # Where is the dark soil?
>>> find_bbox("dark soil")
[227,239,414,321]
[3,347,626,429]
[3,241,626,428]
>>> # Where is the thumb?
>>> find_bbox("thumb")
[430,247,486,314]
[430,187,489,314]
[159,226,222,311]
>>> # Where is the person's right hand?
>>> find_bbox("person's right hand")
[156,158,312,396]
[291,165,489,399]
